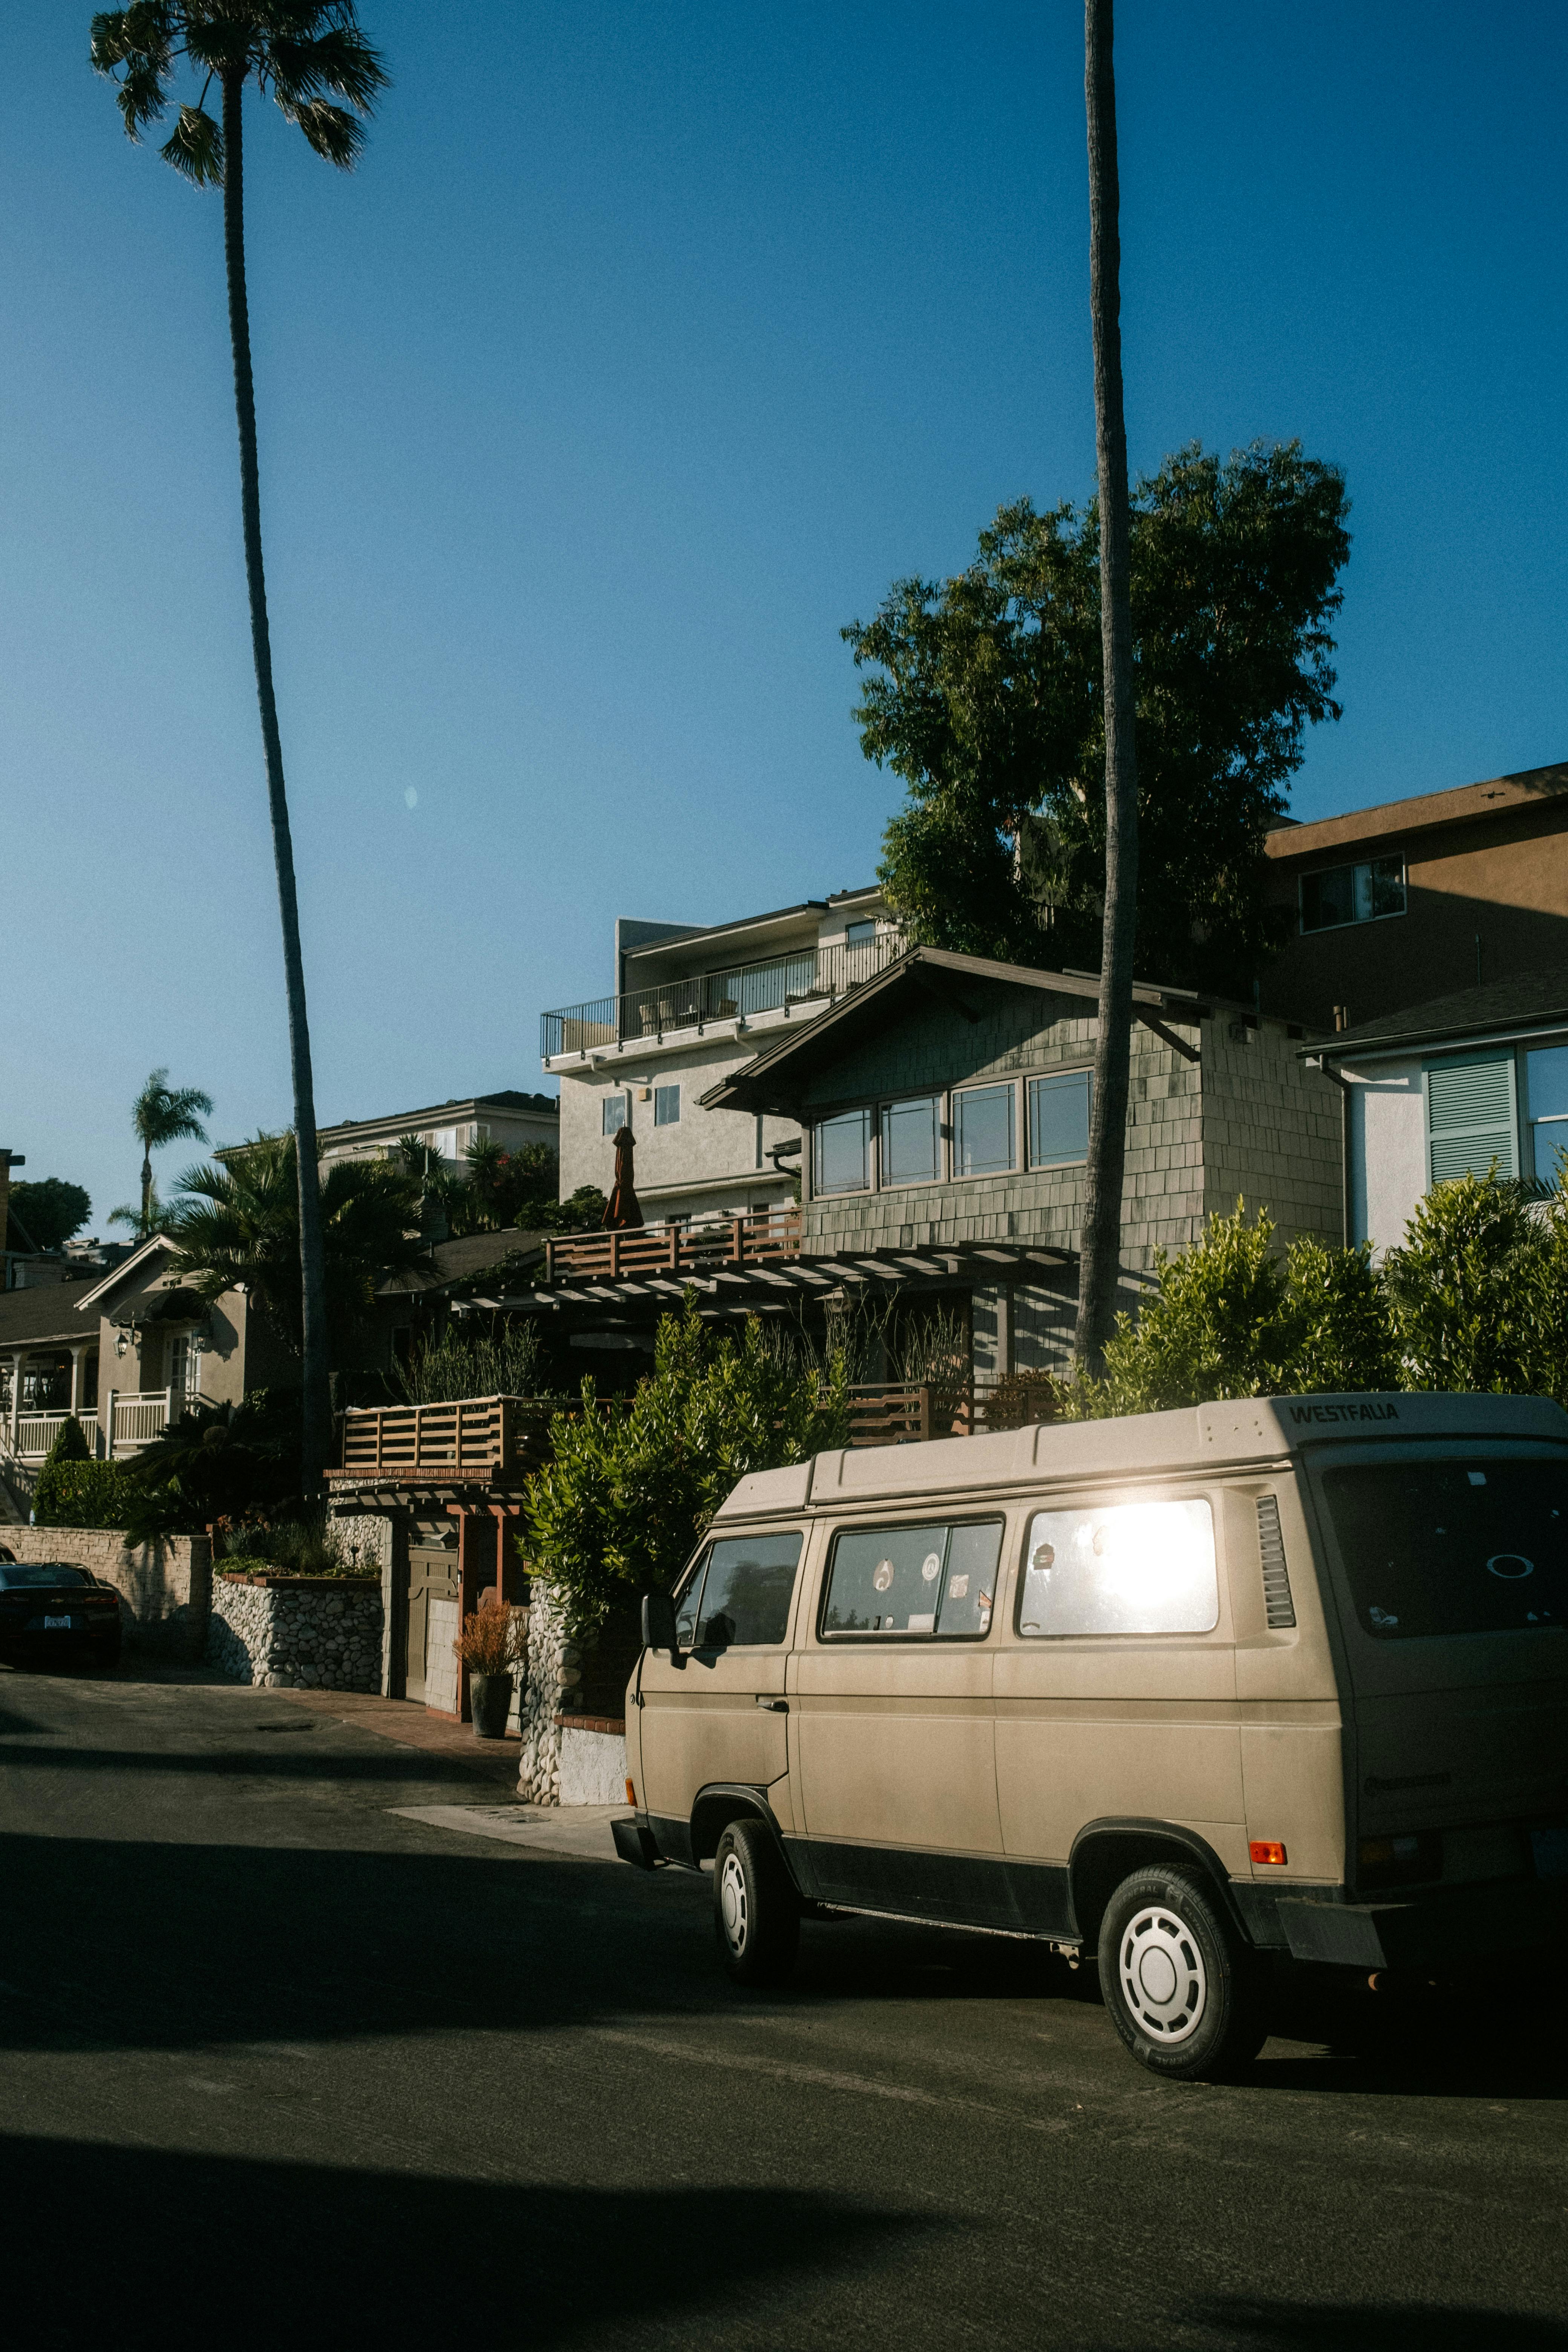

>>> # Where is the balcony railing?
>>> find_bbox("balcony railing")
[544,1207,801,1283]
[847,1377,1062,1447]
[10,1409,100,1464]
[541,933,905,1060]
[330,1394,559,1485]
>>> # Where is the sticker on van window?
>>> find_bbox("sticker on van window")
[921,1553,941,1582]
[873,1562,893,1593]
[948,1575,970,1600]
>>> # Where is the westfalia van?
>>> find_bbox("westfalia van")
[613,1392,1568,2078]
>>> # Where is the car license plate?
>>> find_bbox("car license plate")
[43,1615,73,1631]
[1530,1826,1568,1879]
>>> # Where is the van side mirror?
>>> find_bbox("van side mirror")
[642,1591,678,1656]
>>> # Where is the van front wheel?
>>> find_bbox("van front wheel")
[1098,1865,1268,2081]
[712,1819,799,1986]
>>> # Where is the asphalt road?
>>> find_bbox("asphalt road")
[2,1665,1566,2352]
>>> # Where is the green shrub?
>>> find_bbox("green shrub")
[1383,1171,1554,1396]
[524,1296,849,1633]
[41,1415,91,1469]
[33,1459,135,1529]
[1063,1202,1398,1418]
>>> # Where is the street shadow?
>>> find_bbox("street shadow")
[1079,2302,1568,2351]
[0,1735,514,1790]
[0,2133,933,2351]
[1246,1961,1568,2101]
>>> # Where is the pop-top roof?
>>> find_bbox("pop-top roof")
[714,1392,1568,1518]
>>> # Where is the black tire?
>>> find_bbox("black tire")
[1097,1864,1269,2081]
[712,1818,800,1986]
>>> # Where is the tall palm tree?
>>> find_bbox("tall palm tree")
[132,1067,213,1236]
[90,4,387,1487]
[1075,0,1140,1375]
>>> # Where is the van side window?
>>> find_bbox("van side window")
[821,1520,1003,1638]
[680,1532,803,1649]
[1018,1500,1217,1637]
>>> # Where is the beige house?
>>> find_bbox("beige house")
[542,887,903,1224]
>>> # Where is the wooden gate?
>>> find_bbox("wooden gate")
[402,1539,459,1704]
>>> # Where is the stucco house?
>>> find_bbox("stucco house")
[1306,963,1568,1255]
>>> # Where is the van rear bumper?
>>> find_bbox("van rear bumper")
[1265,1876,1568,1970]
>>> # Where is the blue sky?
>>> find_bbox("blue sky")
[4,2,1566,1226]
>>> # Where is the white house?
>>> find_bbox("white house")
[1308,964,1568,1253]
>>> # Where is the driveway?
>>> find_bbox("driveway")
[2,1664,1565,2350]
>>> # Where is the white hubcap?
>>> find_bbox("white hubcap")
[720,1851,749,1955]
[1119,1902,1208,2044]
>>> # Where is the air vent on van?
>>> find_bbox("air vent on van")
[1257,1494,1295,1629]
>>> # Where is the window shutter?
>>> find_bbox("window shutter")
[1426,1055,1517,1185]
[1256,1494,1295,1630]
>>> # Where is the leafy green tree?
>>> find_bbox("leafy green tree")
[1078,0,1141,1373]
[42,1415,93,1470]
[6,1179,92,1253]
[91,5,388,1488]
[118,1387,305,1541]
[1063,1202,1397,1418]
[525,1298,850,1634]
[33,1459,135,1530]
[164,1132,422,1362]
[123,1069,213,1238]
[845,444,1350,1001]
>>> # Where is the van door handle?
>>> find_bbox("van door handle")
[755,1697,788,1712]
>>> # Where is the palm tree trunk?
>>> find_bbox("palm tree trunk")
[1075,0,1140,1378]
[140,1151,153,1234]
[221,72,331,1488]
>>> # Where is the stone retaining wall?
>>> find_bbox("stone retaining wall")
[207,1573,383,1690]
[1,1527,210,1657]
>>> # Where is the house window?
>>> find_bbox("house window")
[602,1094,628,1137]
[654,1084,681,1127]
[814,1107,871,1194]
[1525,1045,1568,1182]
[879,1095,940,1187]
[845,919,877,950]
[1029,1070,1092,1167]
[954,1083,1015,1177]
[1426,1053,1517,1184]
[1300,857,1406,933]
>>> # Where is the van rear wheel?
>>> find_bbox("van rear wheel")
[713,1819,799,1986]
[1098,1865,1268,2081]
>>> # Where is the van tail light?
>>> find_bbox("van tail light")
[1249,1840,1288,1866]
[625,1778,638,1809]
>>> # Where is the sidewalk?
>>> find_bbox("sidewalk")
[277,1686,523,1791]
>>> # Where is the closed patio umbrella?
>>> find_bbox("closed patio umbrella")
[602,1125,644,1231]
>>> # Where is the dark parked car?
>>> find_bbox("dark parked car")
[0,1555,122,1669]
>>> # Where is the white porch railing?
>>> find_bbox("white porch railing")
[109,1390,175,1455]
[12,1410,100,1464]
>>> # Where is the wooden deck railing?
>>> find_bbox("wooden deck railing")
[544,1207,802,1284]
[846,1377,1062,1448]
[331,1393,557,1484]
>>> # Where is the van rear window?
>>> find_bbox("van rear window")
[1320,1460,1568,1640]
[821,1521,1002,1638]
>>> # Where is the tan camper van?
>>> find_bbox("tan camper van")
[612,1392,1568,2079]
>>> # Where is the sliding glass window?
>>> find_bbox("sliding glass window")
[954,1083,1015,1177]
[814,1107,871,1194]
[1028,1070,1092,1167]
[879,1095,941,1187]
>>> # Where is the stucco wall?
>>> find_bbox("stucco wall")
[1343,1053,1426,1253]
[2,1525,210,1656]
[557,1031,798,1214]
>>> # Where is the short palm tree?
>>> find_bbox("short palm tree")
[166,1132,424,1361]
[90,3,388,1485]
[129,1068,214,1238]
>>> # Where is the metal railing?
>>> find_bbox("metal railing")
[541,933,905,1060]
[543,1207,801,1283]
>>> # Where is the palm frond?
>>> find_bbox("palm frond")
[284,97,363,167]
[269,23,389,114]
[161,102,224,186]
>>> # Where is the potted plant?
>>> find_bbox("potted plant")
[456,1600,525,1740]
